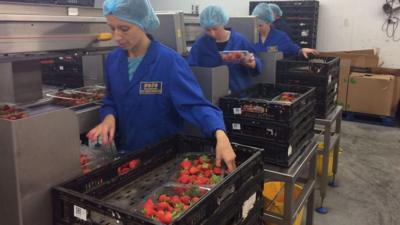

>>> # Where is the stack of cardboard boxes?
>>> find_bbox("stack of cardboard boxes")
[320,49,400,118]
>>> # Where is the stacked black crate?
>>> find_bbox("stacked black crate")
[41,56,83,88]
[220,84,316,167]
[276,56,340,118]
[249,1,319,48]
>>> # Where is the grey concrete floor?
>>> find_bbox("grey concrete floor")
[313,121,400,225]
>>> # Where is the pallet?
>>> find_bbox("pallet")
[342,111,396,126]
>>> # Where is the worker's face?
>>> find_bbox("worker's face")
[256,20,270,34]
[106,15,145,50]
[205,25,226,41]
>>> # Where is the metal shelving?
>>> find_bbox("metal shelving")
[263,140,317,225]
[314,105,343,213]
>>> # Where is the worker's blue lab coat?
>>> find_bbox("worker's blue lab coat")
[100,40,225,152]
[273,18,294,39]
[188,29,262,93]
[254,28,300,57]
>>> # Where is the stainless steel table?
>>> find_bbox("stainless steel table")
[263,140,317,225]
[314,105,343,213]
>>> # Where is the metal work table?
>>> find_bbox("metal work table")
[314,105,343,213]
[263,140,317,225]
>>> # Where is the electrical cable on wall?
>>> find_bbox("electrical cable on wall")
[382,0,400,41]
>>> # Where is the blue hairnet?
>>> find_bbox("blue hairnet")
[251,3,275,23]
[268,3,283,17]
[200,5,229,28]
[103,0,160,31]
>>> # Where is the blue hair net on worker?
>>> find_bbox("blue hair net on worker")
[252,3,275,23]
[200,5,229,28]
[268,3,283,17]
[103,0,160,31]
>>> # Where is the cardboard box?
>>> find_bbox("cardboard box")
[337,59,352,108]
[347,72,396,116]
[320,52,379,68]
[321,48,378,56]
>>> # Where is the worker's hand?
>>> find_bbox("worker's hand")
[86,115,116,145]
[241,53,256,69]
[300,48,319,59]
[215,130,236,172]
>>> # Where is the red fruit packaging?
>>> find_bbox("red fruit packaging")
[219,50,249,63]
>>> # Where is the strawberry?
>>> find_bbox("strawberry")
[180,159,192,169]
[178,175,191,184]
[157,202,170,211]
[180,195,191,205]
[213,167,222,175]
[143,207,156,218]
[171,195,181,204]
[203,170,212,178]
[191,196,200,204]
[183,204,190,210]
[144,199,154,209]
[159,194,170,202]
[128,159,139,169]
[189,167,200,175]
[162,211,172,224]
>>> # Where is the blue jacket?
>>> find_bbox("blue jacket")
[254,28,300,58]
[273,18,294,39]
[100,40,225,152]
[188,29,262,93]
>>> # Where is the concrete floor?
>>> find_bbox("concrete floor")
[313,121,400,225]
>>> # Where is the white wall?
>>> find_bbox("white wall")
[150,0,400,67]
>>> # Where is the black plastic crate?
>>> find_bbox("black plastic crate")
[224,101,315,144]
[0,0,54,3]
[53,135,263,225]
[228,119,315,167]
[276,57,340,88]
[219,83,315,123]
[249,1,319,15]
[55,0,94,6]
[315,90,337,118]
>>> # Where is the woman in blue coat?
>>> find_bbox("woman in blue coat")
[188,5,262,93]
[251,3,318,58]
[87,0,236,171]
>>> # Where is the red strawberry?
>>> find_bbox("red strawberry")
[157,202,170,211]
[162,211,172,224]
[189,167,200,175]
[203,170,212,178]
[178,175,191,184]
[180,159,192,169]
[213,167,222,175]
[191,196,200,204]
[183,204,190,210]
[144,199,154,209]
[170,195,181,204]
[144,207,156,217]
[159,194,170,202]
[180,195,191,205]
[128,159,139,169]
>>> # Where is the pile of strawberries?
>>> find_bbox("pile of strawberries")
[142,186,207,224]
[275,92,299,103]
[221,51,246,63]
[177,155,223,186]
[117,159,140,176]
[0,104,28,120]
